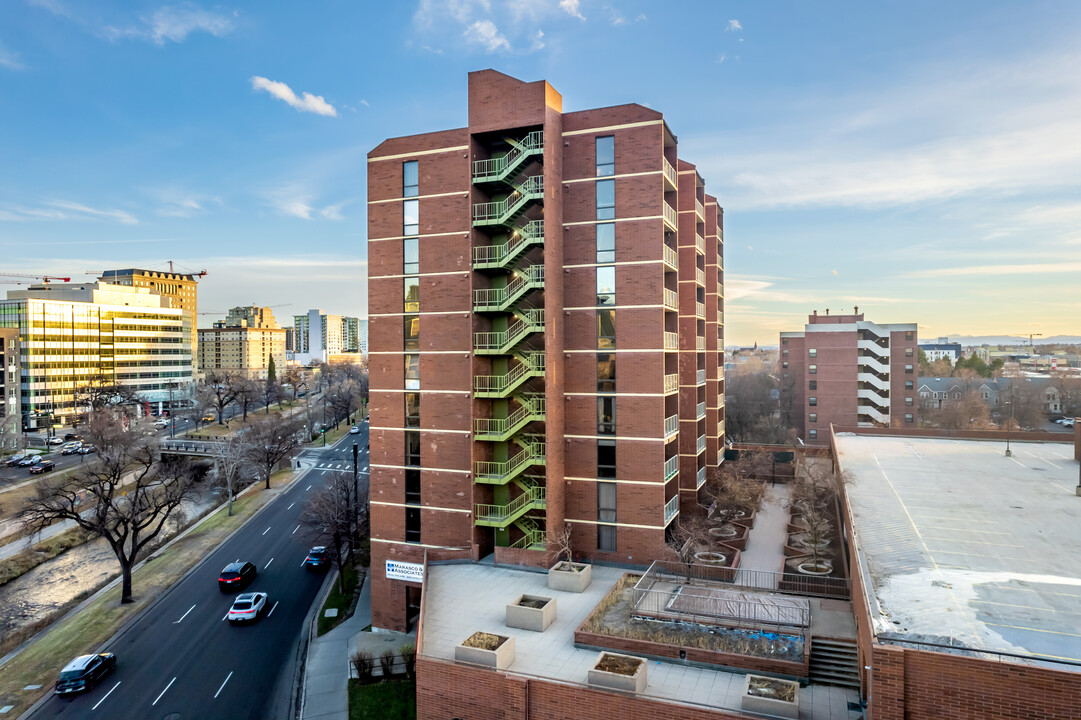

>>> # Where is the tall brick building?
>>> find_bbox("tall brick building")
[367,70,725,631]
[780,310,917,443]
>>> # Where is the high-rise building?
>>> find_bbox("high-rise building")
[780,310,918,443]
[99,268,200,371]
[197,306,286,380]
[292,309,361,364]
[0,282,193,428]
[367,70,725,631]
[342,316,361,352]
[0,328,19,450]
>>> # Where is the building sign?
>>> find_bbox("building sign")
[385,560,424,583]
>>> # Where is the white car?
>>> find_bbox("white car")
[154,418,170,427]
[46,437,64,446]
[1060,418,1075,428]
[349,426,360,435]
[227,592,269,623]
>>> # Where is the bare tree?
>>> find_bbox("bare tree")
[325,378,362,428]
[790,460,839,572]
[552,523,574,565]
[78,372,142,412]
[704,452,767,525]
[19,419,195,603]
[666,516,710,583]
[260,378,282,415]
[212,434,251,516]
[203,369,241,425]
[282,365,303,402]
[300,471,360,594]
[244,416,303,489]
[235,376,257,423]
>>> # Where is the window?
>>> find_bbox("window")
[809,429,818,440]
[905,413,914,424]
[905,380,914,390]
[809,348,817,358]
[905,364,914,375]
[403,161,418,198]
[597,309,616,349]
[596,266,615,306]
[405,392,420,428]
[782,361,789,369]
[406,431,421,467]
[405,354,419,390]
[405,508,421,543]
[808,380,817,391]
[596,223,615,263]
[404,315,419,351]
[809,364,817,375]
[782,349,788,355]
[596,135,615,177]
[905,347,914,357]
[403,237,419,275]
[809,397,817,406]
[809,413,818,423]
[403,199,419,235]
[598,396,615,435]
[404,277,419,313]
[596,179,615,220]
[597,482,616,551]
[905,331,914,341]
[405,468,420,504]
[905,397,914,407]
[597,353,615,393]
[597,439,616,479]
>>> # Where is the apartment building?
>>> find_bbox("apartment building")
[292,309,362,364]
[197,306,286,380]
[367,70,725,631]
[0,329,18,450]
[780,309,917,443]
[0,282,192,428]
[99,268,200,371]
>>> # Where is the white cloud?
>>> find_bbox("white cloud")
[267,188,313,220]
[559,0,585,21]
[251,76,338,117]
[414,0,490,28]
[906,262,1081,279]
[531,29,546,51]
[102,3,235,45]
[319,200,355,221]
[359,99,370,107]
[717,53,726,64]
[0,42,26,71]
[47,200,138,224]
[726,19,742,32]
[463,20,509,53]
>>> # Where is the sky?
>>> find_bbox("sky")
[1,0,1080,346]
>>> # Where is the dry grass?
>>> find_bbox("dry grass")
[461,631,505,650]
[747,676,797,702]
[0,527,91,587]
[595,654,642,675]
[0,472,294,716]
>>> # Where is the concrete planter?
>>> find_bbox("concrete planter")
[587,652,647,694]
[454,633,515,669]
[548,561,592,592]
[741,674,800,719]
[506,594,557,632]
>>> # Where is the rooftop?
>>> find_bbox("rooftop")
[421,562,861,719]
[835,434,1081,666]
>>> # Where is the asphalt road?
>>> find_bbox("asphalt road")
[27,421,369,720]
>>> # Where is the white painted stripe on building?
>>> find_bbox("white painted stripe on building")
[371,501,471,513]
[561,119,663,136]
[368,145,469,162]
[368,190,467,205]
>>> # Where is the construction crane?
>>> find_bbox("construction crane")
[1003,332,1043,352]
[0,272,71,284]
[84,262,208,279]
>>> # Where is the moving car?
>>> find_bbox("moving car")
[61,442,82,455]
[6,453,27,467]
[154,418,169,427]
[227,592,269,623]
[19,455,42,467]
[30,460,55,475]
[218,561,257,592]
[64,433,81,442]
[303,546,329,570]
[201,413,216,423]
[350,426,360,434]
[46,437,64,446]
[79,444,97,455]
[54,653,117,695]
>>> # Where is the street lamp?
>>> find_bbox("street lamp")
[1004,395,1013,457]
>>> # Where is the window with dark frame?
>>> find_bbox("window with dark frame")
[404,277,419,313]
[403,199,419,236]
[596,179,615,220]
[809,380,817,390]
[597,309,615,349]
[405,507,421,543]
[597,396,615,435]
[809,364,817,375]
[597,482,616,551]
[405,392,420,428]
[809,397,817,406]
[403,237,419,275]
[596,136,615,177]
[404,315,419,351]
[597,439,616,478]
[596,223,615,264]
[596,266,615,306]
[403,160,419,198]
[597,353,615,393]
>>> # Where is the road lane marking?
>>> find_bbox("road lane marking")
[306,484,312,490]
[264,558,274,569]
[173,604,196,624]
[222,612,229,622]
[152,677,176,706]
[292,524,300,534]
[92,681,121,710]
[262,526,272,536]
[213,671,233,699]
[268,600,280,617]
[287,502,295,510]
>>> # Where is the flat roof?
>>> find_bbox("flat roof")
[835,434,1081,666]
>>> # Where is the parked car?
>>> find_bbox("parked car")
[54,653,117,695]
[79,444,97,455]
[46,437,64,446]
[1061,418,1075,428]
[61,442,82,455]
[154,418,169,427]
[227,592,269,623]
[30,460,55,475]
[19,455,42,467]
[218,561,257,592]
[303,546,329,570]
[6,453,27,467]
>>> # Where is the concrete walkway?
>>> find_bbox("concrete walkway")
[734,482,792,589]
[303,574,372,720]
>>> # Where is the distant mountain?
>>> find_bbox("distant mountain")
[943,335,1081,346]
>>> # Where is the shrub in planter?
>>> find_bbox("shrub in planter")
[587,652,647,694]
[741,674,800,719]
[455,631,516,669]
[351,650,374,683]
[400,643,416,680]
[548,561,592,592]
[506,594,557,631]
[379,649,396,677]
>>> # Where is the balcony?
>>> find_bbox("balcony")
[662,244,678,271]
[695,199,705,221]
[696,369,706,385]
[474,395,546,441]
[663,332,678,351]
[697,402,706,420]
[662,202,678,232]
[474,352,545,398]
[696,336,705,351]
[695,233,705,255]
[664,494,679,526]
[473,219,544,270]
[474,485,547,528]
[472,264,544,313]
[695,301,705,319]
[663,373,678,394]
[662,158,677,192]
[474,309,544,355]
[696,434,706,454]
[663,288,678,312]
[664,455,679,482]
[473,175,544,227]
[696,267,706,287]
[472,130,544,184]
[474,441,546,485]
[696,466,706,490]
[664,414,679,439]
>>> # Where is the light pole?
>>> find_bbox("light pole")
[352,441,359,541]
[1004,394,1013,457]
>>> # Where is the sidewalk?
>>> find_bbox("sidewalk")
[734,482,792,588]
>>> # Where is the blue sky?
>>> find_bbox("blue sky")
[1,0,1079,345]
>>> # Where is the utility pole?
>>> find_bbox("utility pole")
[352,441,359,541]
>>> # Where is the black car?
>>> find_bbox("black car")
[218,561,257,592]
[6,453,27,467]
[303,546,329,570]
[64,433,82,442]
[55,653,117,695]
[30,460,55,475]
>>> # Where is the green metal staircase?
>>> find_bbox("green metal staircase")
[472,131,544,185]
[473,220,544,271]
[474,352,545,398]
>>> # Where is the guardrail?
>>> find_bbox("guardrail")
[663,288,678,312]
[664,414,679,438]
[640,560,849,601]
[663,374,678,394]
[662,203,678,231]
[662,158,677,190]
[663,332,678,350]
[663,495,679,525]
[664,455,679,482]
[662,244,678,270]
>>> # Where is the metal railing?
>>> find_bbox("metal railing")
[696,336,705,351]
[696,369,706,385]
[664,414,679,438]
[639,560,848,602]
[662,158,677,190]
[472,264,544,311]
[663,495,679,525]
[663,373,678,394]
[697,401,706,420]
[472,175,544,225]
[662,244,678,270]
[695,199,705,220]
[473,441,545,483]
[695,233,705,255]
[696,466,706,489]
[473,309,544,353]
[509,527,546,550]
[696,434,706,454]
[662,202,678,231]
[472,130,544,182]
[473,353,545,396]
[474,485,546,527]
[472,219,544,267]
[664,455,679,481]
[473,396,545,438]
[663,331,678,350]
[695,267,706,287]
[663,288,678,311]
[696,301,705,319]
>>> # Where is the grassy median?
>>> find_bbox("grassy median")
[0,468,295,716]
[348,678,416,720]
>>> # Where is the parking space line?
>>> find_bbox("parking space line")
[984,622,1081,639]
[92,681,121,710]
[213,671,233,699]
[173,604,196,624]
[264,558,274,569]
[152,677,176,706]
[971,600,1081,615]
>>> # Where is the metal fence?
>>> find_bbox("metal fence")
[637,560,849,603]
[631,580,810,630]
